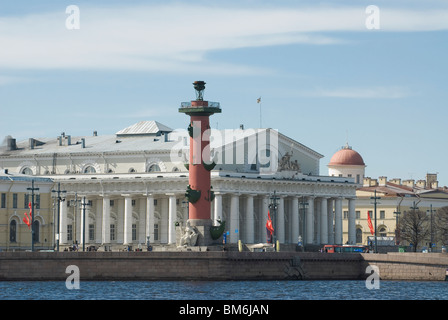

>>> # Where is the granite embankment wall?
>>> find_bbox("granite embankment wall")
[0,251,447,281]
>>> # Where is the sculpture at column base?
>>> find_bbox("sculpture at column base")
[179,220,199,247]
[178,219,220,246]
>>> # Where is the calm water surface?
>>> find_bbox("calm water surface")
[0,280,447,300]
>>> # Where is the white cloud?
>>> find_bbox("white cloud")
[0,4,447,73]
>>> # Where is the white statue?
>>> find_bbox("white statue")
[180,221,199,246]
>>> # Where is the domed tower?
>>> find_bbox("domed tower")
[328,143,366,185]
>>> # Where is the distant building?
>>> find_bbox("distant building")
[328,145,448,250]
[0,121,357,250]
[0,170,53,251]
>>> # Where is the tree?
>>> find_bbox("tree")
[399,209,430,252]
[435,207,448,247]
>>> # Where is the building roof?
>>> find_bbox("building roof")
[115,121,173,136]
[328,144,365,166]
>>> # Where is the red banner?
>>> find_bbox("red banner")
[23,202,32,229]
[367,211,374,235]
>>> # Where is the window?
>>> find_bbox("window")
[154,223,159,241]
[89,224,95,241]
[21,167,33,175]
[356,174,360,184]
[379,227,387,237]
[10,220,17,242]
[36,194,40,209]
[356,211,360,219]
[110,224,116,241]
[356,228,363,244]
[67,224,73,241]
[147,164,161,172]
[13,193,17,209]
[110,200,114,207]
[343,211,348,219]
[24,194,29,208]
[84,166,96,174]
[380,210,385,219]
[1,193,6,208]
[132,224,137,241]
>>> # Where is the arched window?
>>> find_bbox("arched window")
[84,166,96,174]
[147,164,161,172]
[379,226,387,237]
[21,167,33,175]
[356,228,363,244]
[9,220,17,242]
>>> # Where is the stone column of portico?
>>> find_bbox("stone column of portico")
[335,197,343,245]
[123,196,132,245]
[230,194,239,244]
[277,196,285,244]
[315,199,321,244]
[167,194,177,244]
[291,196,299,244]
[146,194,155,244]
[306,196,314,244]
[320,197,328,244]
[213,193,223,226]
[79,197,90,247]
[59,200,68,244]
[327,198,334,245]
[348,198,356,244]
[245,195,255,244]
[101,196,110,245]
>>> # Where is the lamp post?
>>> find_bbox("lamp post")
[393,210,401,245]
[269,191,279,245]
[298,196,308,250]
[370,190,381,253]
[51,182,66,252]
[410,201,419,251]
[27,180,39,252]
[427,204,434,252]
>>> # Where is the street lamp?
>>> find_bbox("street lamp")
[70,195,91,251]
[298,196,308,249]
[370,190,381,253]
[51,182,66,251]
[393,210,401,245]
[27,180,39,252]
[427,204,435,252]
[269,191,279,245]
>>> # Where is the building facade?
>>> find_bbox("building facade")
[0,121,358,250]
[0,171,53,251]
[328,145,448,250]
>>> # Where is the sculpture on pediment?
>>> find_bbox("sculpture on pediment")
[279,151,300,172]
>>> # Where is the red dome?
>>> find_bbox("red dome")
[328,146,365,166]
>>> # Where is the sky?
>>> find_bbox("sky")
[0,0,447,186]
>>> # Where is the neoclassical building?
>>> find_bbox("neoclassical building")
[0,121,358,250]
[328,144,448,250]
[0,170,53,251]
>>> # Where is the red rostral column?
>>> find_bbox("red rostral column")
[179,81,221,245]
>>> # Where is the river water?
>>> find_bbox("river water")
[1,280,447,300]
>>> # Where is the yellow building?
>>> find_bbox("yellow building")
[0,170,54,251]
[329,145,448,251]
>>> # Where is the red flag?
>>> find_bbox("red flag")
[23,202,32,229]
[367,211,374,235]
[266,210,274,234]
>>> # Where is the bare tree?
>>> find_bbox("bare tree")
[435,207,448,247]
[399,209,430,252]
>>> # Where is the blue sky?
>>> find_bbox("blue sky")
[1,0,447,186]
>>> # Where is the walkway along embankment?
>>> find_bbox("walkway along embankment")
[0,251,447,281]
